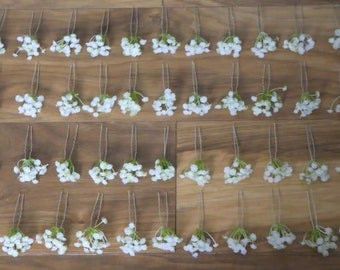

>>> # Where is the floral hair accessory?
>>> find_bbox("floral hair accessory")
[118,62,149,116]
[327,65,340,113]
[55,124,80,183]
[224,126,253,184]
[267,189,296,249]
[13,11,45,60]
[15,63,44,118]
[263,123,292,183]
[301,189,338,256]
[86,9,111,57]
[328,29,340,50]
[223,191,256,255]
[13,125,48,184]
[119,126,147,184]
[152,3,180,54]
[180,127,211,186]
[116,191,147,256]
[185,8,210,56]
[121,8,146,57]
[215,62,247,116]
[251,64,286,117]
[89,125,117,185]
[0,9,7,55]
[74,192,110,254]
[183,61,211,116]
[84,63,117,117]
[149,127,175,182]
[152,63,177,116]
[36,191,69,255]
[300,127,329,184]
[0,194,34,257]
[294,62,321,118]
[152,192,182,251]
[50,10,82,56]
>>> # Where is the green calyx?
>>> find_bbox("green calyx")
[19,158,35,168]
[157,157,172,169]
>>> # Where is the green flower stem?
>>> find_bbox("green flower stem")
[193,35,207,44]
[157,157,172,169]
[9,227,22,237]
[129,90,144,103]
[269,223,292,236]
[234,158,248,169]
[155,226,176,238]
[194,228,206,240]
[127,35,142,44]
[194,159,205,170]
[49,225,64,238]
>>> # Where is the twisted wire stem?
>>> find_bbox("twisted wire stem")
[89,192,103,227]
[12,193,25,229]
[55,190,69,228]
[24,125,33,159]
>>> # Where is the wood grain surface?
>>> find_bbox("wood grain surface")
[0,1,339,269]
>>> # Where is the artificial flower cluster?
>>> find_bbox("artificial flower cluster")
[152,88,177,116]
[88,160,117,185]
[223,157,253,184]
[74,217,110,254]
[0,227,34,257]
[50,33,82,57]
[15,93,44,118]
[0,38,5,54]
[13,158,48,184]
[56,91,84,117]
[216,34,242,57]
[151,33,180,54]
[179,160,211,186]
[86,34,111,57]
[35,226,68,255]
[119,159,147,184]
[182,92,211,116]
[185,35,210,56]
[183,228,218,258]
[266,223,296,250]
[86,94,117,117]
[116,222,147,256]
[121,36,147,57]
[223,227,257,255]
[152,226,183,252]
[263,159,293,183]
[283,33,315,54]
[299,159,330,184]
[55,159,80,183]
[251,86,287,117]
[293,90,321,118]
[301,225,338,256]
[118,90,149,116]
[148,157,176,182]
[251,32,278,58]
[13,35,45,60]
[214,90,247,116]
[328,29,340,50]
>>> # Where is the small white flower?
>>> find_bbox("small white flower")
[116,222,147,256]
[152,88,177,116]
[182,92,211,116]
[183,228,218,258]
[0,37,6,54]
[87,94,117,117]
[86,34,111,57]
[283,33,315,54]
[179,160,210,186]
[14,157,48,184]
[15,93,44,118]
[294,91,321,117]
[251,32,278,58]
[118,90,148,116]
[89,160,117,185]
[50,33,82,57]
[0,228,34,257]
[216,34,242,57]
[55,159,80,183]
[185,35,210,56]
[152,226,182,252]
[326,95,340,114]
[263,159,293,183]
[119,159,147,184]
[328,28,340,50]
[121,36,146,57]
[152,33,180,54]
[56,91,86,117]
[299,159,329,184]
[36,226,67,255]
[215,90,247,116]
[223,227,257,255]
[149,157,175,182]
[13,35,45,60]
[267,223,296,250]
[223,157,253,184]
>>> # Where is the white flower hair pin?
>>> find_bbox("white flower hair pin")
[119,125,147,184]
[183,191,218,258]
[301,189,338,256]
[152,192,182,252]
[55,124,80,183]
[264,123,293,183]
[0,9,7,55]
[74,192,110,254]
[0,193,34,257]
[36,191,69,255]
[267,189,296,250]
[50,9,82,57]
[223,191,257,255]
[152,3,180,54]
[180,127,211,187]
[300,127,329,184]
[216,5,242,58]
[116,191,147,256]
[215,61,247,116]
[15,63,44,118]
[223,126,253,184]
[89,125,117,185]
[185,8,210,56]
[149,126,175,182]
[13,11,45,60]
[121,8,146,57]
[86,9,111,57]
[13,125,48,184]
